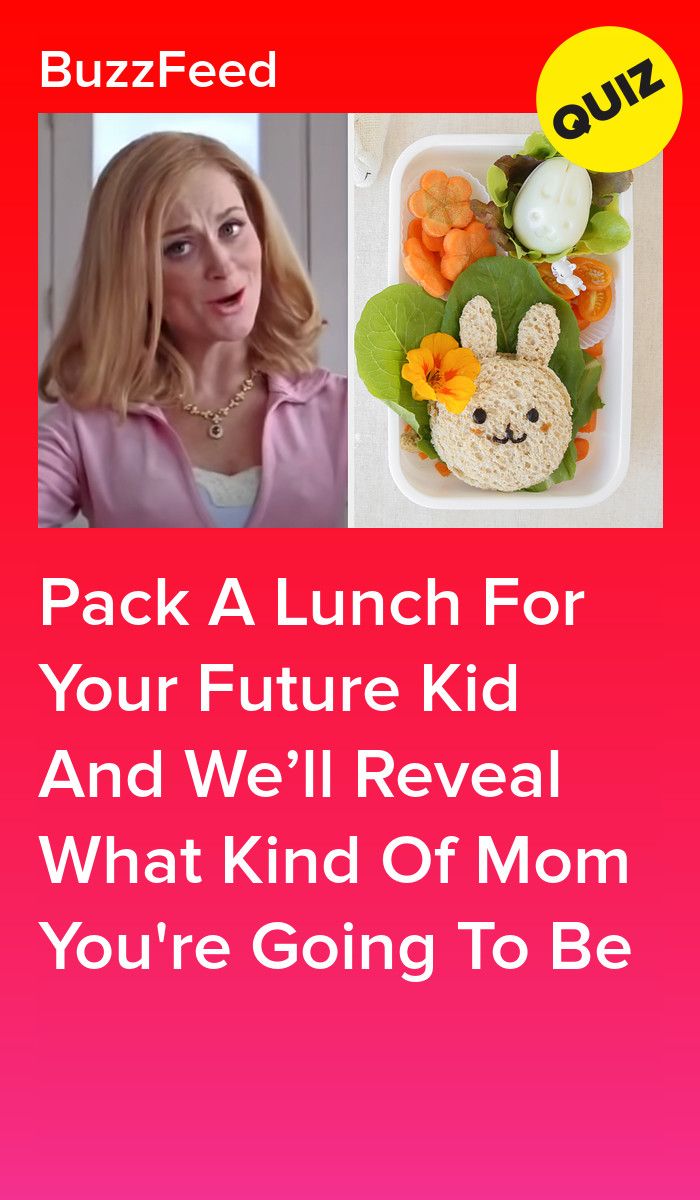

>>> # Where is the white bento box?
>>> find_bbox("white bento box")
[386,134,634,511]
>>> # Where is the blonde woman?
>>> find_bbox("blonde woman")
[39,132,347,528]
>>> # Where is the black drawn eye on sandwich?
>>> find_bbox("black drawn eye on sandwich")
[470,407,487,434]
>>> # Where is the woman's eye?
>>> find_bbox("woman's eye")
[472,408,487,424]
[164,240,191,259]
[526,408,540,423]
[221,220,243,238]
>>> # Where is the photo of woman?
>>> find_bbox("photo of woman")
[39,127,347,528]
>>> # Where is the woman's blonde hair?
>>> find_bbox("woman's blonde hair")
[40,131,323,412]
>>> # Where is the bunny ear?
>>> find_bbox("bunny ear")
[459,296,498,363]
[516,304,560,365]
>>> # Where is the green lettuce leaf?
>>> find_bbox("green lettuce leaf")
[415,433,439,459]
[354,284,445,441]
[574,355,603,434]
[486,164,509,206]
[576,208,631,254]
[522,131,558,159]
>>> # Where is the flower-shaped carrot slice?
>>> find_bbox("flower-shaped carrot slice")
[440,221,496,282]
[408,171,473,239]
[403,237,450,299]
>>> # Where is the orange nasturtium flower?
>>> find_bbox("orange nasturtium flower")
[401,333,480,415]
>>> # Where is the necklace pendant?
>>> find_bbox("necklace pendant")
[209,420,224,440]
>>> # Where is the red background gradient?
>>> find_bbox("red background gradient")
[2,5,697,1196]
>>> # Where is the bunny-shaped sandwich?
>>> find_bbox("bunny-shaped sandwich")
[429,298,573,491]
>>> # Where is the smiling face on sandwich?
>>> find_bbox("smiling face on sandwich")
[464,358,566,447]
[161,164,262,354]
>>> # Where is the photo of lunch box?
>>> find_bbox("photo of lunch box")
[386,134,633,511]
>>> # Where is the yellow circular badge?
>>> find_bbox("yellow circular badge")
[537,26,682,171]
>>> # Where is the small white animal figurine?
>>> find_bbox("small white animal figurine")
[551,257,586,296]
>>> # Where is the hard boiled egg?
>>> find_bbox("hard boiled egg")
[512,159,592,256]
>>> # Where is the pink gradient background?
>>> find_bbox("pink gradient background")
[3,6,698,1196]
[5,548,694,1197]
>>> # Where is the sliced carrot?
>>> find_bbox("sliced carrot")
[418,451,428,460]
[422,229,444,253]
[579,411,597,434]
[434,461,451,477]
[403,236,450,299]
[405,218,423,248]
[586,342,604,358]
[440,222,496,282]
[408,170,473,238]
[403,237,438,267]
[574,437,590,461]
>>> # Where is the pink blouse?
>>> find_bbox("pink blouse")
[39,370,347,529]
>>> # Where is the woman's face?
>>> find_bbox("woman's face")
[160,164,263,352]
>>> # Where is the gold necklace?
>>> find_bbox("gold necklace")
[181,370,258,440]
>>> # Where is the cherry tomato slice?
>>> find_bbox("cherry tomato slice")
[574,285,612,324]
[569,257,613,292]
